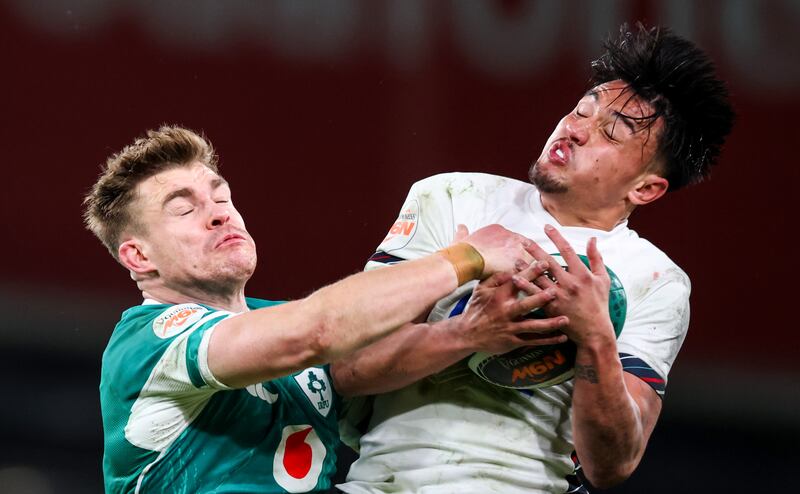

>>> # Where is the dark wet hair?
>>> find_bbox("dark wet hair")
[590,23,735,191]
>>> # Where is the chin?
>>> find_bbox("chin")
[210,249,257,282]
[207,265,254,292]
[229,253,257,279]
[529,161,568,193]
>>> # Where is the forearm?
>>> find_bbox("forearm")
[332,316,474,397]
[301,254,466,361]
[527,227,662,487]
[209,252,465,387]
[571,334,644,488]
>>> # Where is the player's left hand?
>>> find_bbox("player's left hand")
[522,224,615,346]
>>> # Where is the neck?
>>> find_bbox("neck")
[141,283,249,313]
[539,192,631,231]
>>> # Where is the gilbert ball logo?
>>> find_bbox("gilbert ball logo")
[152,304,208,339]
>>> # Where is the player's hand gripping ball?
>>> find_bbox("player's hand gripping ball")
[468,254,626,389]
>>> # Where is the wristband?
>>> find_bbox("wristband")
[438,243,485,285]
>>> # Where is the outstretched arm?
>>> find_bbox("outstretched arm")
[524,225,662,489]
[208,224,534,388]
[332,262,569,397]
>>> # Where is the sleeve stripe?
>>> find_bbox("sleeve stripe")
[367,251,407,265]
[186,327,208,388]
[640,376,666,384]
[619,352,666,396]
[197,327,233,390]
[185,312,232,388]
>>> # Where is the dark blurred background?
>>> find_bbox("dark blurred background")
[1,1,798,492]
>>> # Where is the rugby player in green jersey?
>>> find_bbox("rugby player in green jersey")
[83,126,568,493]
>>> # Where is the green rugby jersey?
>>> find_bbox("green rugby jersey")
[100,298,342,493]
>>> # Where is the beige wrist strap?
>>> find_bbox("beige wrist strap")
[438,243,485,286]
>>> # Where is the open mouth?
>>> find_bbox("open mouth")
[548,140,570,164]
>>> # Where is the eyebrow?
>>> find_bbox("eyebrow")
[161,176,229,208]
[586,90,639,134]
[611,111,637,134]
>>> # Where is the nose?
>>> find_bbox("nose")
[207,203,230,229]
[565,115,590,146]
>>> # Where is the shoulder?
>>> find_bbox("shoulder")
[105,302,229,369]
[411,172,531,195]
[606,231,691,306]
[118,302,217,340]
[245,297,287,310]
[408,173,534,214]
[625,233,689,282]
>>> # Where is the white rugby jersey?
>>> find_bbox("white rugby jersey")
[339,173,690,494]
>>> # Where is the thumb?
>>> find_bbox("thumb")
[453,224,470,243]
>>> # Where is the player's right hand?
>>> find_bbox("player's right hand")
[459,260,569,355]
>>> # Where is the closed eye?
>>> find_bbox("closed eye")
[575,101,592,118]
[603,127,620,143]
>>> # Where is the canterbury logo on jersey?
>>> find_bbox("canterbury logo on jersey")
[152,304,208,339]
[294,368,332,417]
[246,383,279,404]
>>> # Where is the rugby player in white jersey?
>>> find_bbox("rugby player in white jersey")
[84,127,570,493]
[333,24,734,493]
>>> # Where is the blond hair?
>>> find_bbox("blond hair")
[83,125,218,259]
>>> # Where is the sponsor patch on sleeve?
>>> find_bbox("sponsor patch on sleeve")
[379,199,419,253]
[152,304,208,339]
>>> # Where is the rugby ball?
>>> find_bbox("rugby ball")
[468,254,626,389]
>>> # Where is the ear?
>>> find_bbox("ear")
[118,239,156,276]
[628,174,669,206]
